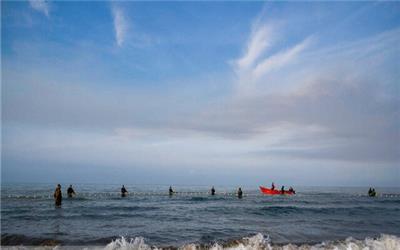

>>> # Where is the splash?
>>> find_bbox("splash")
[104,236,155,250]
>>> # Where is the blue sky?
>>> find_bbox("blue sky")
[2,1,399,186]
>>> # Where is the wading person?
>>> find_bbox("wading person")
[237,187,243,199]
[169,186,174,196]
[54,184,62,207]
[121,185,128,197]
[67,185,76,198]
[211,186,215,196]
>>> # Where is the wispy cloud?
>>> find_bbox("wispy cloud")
[111,5,128,47]
[252,36,312,80]
[236,23,274,70]
[28,0,49,17]
[234,21,313,95]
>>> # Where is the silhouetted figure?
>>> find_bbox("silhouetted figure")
[281,186,285,194]
[369,188,376,197]
[211,186,215,196]
[271,182,275,190]
[121,185,128,197]
[169,186,174,196]
[67,185,76,198]
[54,184,62,207]
[289,186,295,194]
[237,187,243,199]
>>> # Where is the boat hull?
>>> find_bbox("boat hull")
[259,186,294,195]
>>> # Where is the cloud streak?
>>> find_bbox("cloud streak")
[112,5,128,47]
[234,21,312,96]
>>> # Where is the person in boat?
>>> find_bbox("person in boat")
[289,187,295,194]
[238,187,243,199]
[121,185,128,197]
[169,186,174,196]
[67,185,76,198]
[281,186,285,194]
[54,184,62,207]
[271,182,275,190]
[211,186,215,196]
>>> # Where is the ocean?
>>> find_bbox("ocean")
[1,184,400,249]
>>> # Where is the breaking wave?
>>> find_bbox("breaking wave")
[103,233,400,250]
[1,233,399,249]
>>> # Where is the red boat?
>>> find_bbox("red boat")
[259,186,295,195]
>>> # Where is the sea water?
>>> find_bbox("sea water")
[1,184,400,249]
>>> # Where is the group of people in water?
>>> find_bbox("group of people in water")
[53,183,377,206]
[53,184,77,206]
[53,184,246,206]
[122,185,243,198]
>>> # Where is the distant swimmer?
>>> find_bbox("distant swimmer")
[169,186,174,196]
[237,187,243,199]
[67,185,76,198]
[368,188,376,197]
[54,184,62,207]
[281,186,285,194]
[271,182,275,190]
[211,186,215,196]
[289,187,295,194]
[121,185,128,197]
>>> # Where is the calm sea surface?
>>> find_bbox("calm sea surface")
[1,184,400,248]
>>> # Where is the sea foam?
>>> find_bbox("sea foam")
[101,233,400,250]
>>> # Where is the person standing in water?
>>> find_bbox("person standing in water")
[121,185,128,197]
[281,186,285,194]
[211,186,215,195]
[368,188,376,197]
[169,186,174,196]
[237,187,243,199]
[54,184,62,207]
[271,182,275,190]
[67,185,76,198]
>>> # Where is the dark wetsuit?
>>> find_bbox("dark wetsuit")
[54,187,62,206]
[281,186,285,194]
[169,187,174,196]
[211,187,215,196]
[238,188,243,199]
[67,187,75,198]
[121,187,128,197]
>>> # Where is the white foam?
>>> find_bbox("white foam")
[104,236,155,250]
[1,235,399,250]
[99,234,400,250]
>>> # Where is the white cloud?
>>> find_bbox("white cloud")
[234,21,312,95]
[112,6,128,47]
[252,36,311,80]
[28,0,49,17]
[236,24,274,70]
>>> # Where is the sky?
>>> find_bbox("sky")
[1,1,399,187]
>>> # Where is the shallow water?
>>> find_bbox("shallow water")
[1,184,400,248]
